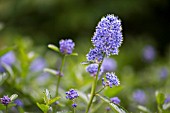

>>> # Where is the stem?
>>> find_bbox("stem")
[158,105,162,113]
[95,86,106,94]
[85,56,105,113]
[5,105,8,113]
[73,108,75,113]
[56,55,66,96]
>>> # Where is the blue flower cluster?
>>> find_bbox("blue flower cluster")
[66,89,79,100]
[91,14,123,57]
[0,95,11,105]
[59,39,75,55]
[86,48,104,62]
[110,97,120,104]
[86,14,123,63]
[102,72,120,87]
[66,89,79,108]
[86,64,99,76]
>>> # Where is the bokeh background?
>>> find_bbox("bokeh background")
[0,0,170,112]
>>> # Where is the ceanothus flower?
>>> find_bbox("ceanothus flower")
[86,48,104,62]
[72,103,77,108]
[30,57,47,72]
[86,64,98,76]
[102,72,120,88]
[164,95,170,104]
[92,14,123,56]
[160,67,168,79]
[143,45,156,62]
[0,95,11,105]
[133,90,146,104]
[86,64,103,77]
[110,97,120,104]
[59,39,75,55]
[14,99,23,107]
[66,89,79,100]
[102,58,117,72]
[66,89,79,108]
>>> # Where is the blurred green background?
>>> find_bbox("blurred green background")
[0,0,170,112]
[0,0,170,52]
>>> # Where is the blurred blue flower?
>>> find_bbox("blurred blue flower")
[133,90,146,104]
[0,95,11,105]
[92,14,123,56]
[143,45,156,62]
[0,51,16,72]
[102,58,117,72]
[14,99,23,107]
[86,48,104,62]
[102,72,120,87]
[59,39,75,55]
[72,103,77,108]
[66,89,79,100]
[159,67,168,79]
[105,107,111,111]
[164,95,170,104]
[30,57,47,72]
[110,97,120,104]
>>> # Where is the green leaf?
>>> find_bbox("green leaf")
[0,104,16,110]
[56,111,72,113]
[1,62,14,79]
[43,89,51,104]
[48,44,60,52]
[0,73,8,85]
[104,86,123,97]
[163,103,170,110]
[155,91,165,105]
[10,94,18,101]
[96,94,128,113]
[48,97,60,105]
[70,53,78,56]
[81,61,95,65]
[77,91,89,104]
[37,103,49,112]
[44,68,59,76]
[137,105,152,113]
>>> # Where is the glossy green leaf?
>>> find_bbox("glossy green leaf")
[77,91,89,104]
[1,62,14,79]
[104,86,123,97]
[96,94,128,113]
[155,91,165,105]
[70,52,78,56]
[137,105,151,113]
[48,97,60,105]
[44,68,59,76]
[81,61,95,65]
[48,44,60,52]
[37,103,49,112]
[10,94,18,101]
[43,89,51,104]
[163,103,170,110]
[0,73,8,85]
[57,111,72,113]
